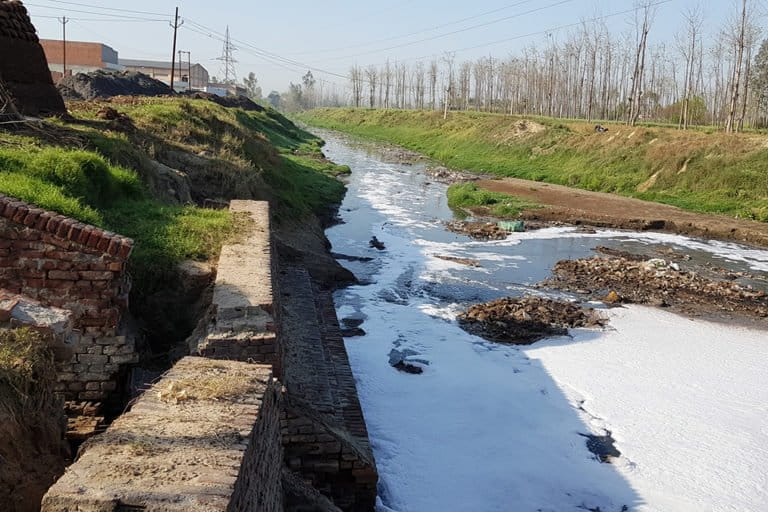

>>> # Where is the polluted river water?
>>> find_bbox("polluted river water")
[314,128,768,512]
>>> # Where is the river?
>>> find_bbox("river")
[314,128,768,512]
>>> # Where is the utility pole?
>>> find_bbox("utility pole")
[216,26,238,86]
[169,7,183,92]
[178,50,191,90]
[59,16,69,77]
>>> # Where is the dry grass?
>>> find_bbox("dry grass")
[157,364,264,403]
[0,328,57,415]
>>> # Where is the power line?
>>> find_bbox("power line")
[290,0,539,56]
[183,0,673,93]
[27,0,170,17]
[313,0,578,63]
[24,2,170,21]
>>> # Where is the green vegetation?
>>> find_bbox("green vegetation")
[447,183,540,218]
[300,108,768,222]
[0,98,347,300]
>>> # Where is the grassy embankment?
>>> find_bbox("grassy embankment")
[300,108,768,222]
[0,98,347,294]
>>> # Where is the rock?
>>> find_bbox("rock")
[434,254,481,267]
[369,236,386,250]
[445,221,511,240]
[392,361,424,374]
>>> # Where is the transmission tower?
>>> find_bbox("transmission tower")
[216,26,238,83]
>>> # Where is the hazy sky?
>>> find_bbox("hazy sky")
[27,0,744,94]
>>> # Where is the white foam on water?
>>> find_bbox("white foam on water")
[322,133,768,511]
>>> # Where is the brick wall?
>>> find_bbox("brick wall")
[195,201,282,376]
[41,357,283,512]
[0,0,66,115]
[40,39,110,67]
[0,195,136,400]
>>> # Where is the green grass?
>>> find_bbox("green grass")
[0,143,233,290]
[447,183,540,218]
[300,108,768,222]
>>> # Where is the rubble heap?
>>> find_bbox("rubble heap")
[446,220,512,240]
[57,70,173,100]
[0,0,66,116]
[457,296,606,345]
[545,256,768,318]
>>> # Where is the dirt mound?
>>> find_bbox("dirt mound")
[0,0,66,116]
[457,296,606,344]
[183,91,265,111]
[57,70,173,100]
[545,256,768,318]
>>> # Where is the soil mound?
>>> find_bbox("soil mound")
[184,91,265,111]
[57,70,173,100]
[0,0,65,116]
[457,296,606,344]
[545,256,768,318]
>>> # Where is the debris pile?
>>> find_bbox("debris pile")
[57,70,173,100]
[457,296,606,345]
[545,256,768,317]
[446,221,512,240]
[185,91,265,111]
[0,0,66,116]
[434,254,481,267]
[426,166,479,183]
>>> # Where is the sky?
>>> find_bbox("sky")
[26,0,745,94]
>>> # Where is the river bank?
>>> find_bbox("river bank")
[312,126,768,511]
[299,108,768,238]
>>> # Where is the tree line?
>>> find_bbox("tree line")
[292,0,768,131]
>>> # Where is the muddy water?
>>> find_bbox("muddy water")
[315,128,768,512]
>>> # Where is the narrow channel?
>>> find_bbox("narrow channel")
[316,129,768,512]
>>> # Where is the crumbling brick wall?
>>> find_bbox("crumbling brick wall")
[0,0,66,115]
[0,195,136,400]
[42,358,284,512]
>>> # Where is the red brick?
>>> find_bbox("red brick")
[0,240,11,249]
[22,209,42,227]
[106,238,120,256]
[11,240,30,249]
[34,212,53,230]
[107,262,124,272]
[77,226,93,246]
[0,257,20,267]
[3,202,21,218]
[42,233,72,249]
[116,240,133,259]
[56,219,73,239]
[23,278,45,288]
[80,271,113,281]
[68,223,83,242]
[89,262,108,271]
[19,250,45,259]
[12,205,28,224]
[96,236,110,252]
[74,280,91,289]
[0,249,8,257]
[48,270,79,280]
[46,279,75,289]
[46,215,63,234]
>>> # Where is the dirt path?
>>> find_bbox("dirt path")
[476,178,768,248]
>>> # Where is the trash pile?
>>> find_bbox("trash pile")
[445,221,514,240]
[426,166,478,183]
[545,256,768,318]
[57,71,173,100]
[457,296,607,345]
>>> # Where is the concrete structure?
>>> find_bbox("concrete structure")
[0,0,65,116]
[0,195,137,401]
[40,39,122,79]
[41,200,377,510]
[120,58,210,90]
[42,357,283,512]
[194,201,281,374]
[205,83,249,97]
